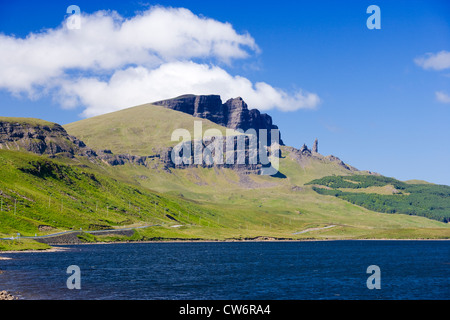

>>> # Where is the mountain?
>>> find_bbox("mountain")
[64,98,355,175]
[1,96,449,250]
[63,102,264,173]
[63,96,449,227]
[152,94,284,145]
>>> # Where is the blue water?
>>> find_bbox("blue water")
[0,241,449,300]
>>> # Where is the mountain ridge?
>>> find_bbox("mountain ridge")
[153,94,284,145]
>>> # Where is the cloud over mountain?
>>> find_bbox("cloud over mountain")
[0,6,320,116]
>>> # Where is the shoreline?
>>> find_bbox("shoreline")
[0,246,71,254]
[1,234,449,255]
[2,237,449,253]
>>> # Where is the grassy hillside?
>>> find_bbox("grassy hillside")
[1,143,448,251]
[64,103,243,155]
[62,104,449,240]
[0,149,243,249]
[307,175,450,222]
[1,104,449,251]
[0,117,57,127]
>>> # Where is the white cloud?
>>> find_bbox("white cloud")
[415,51,450,105]
[415,50,450,71]
[57,61,320,117]
[0,7,256,91]
[0,6,320,116]
[436,91,450,104]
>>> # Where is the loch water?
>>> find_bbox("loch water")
[0,241,448,300]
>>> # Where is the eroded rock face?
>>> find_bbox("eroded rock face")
[223,97,275,133]
[313,138,318,153]
[153,95,284,145]
[0,120,149,168]
[161,134,280,175]
[193,95,226,125]
[299,144,312,155]
[0,121,97,158]
[96,150,148,167]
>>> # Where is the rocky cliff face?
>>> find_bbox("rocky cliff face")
[153,95,284,145]
[161,134,280,175]
[0,118,276,174]
[0,120,148,167]
[0,121,96,158]
[96,149,149,167]
[0,118,354,177]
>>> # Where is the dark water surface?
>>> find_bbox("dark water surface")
[0,241,449,300]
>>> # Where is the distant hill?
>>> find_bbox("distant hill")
[307,175,450,223]
[64,97,357,177]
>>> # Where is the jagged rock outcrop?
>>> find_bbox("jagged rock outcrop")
[0,116,353,178]
[313,138,318,153]
[0,120,149,168]
[285,141,358,173]
[153,94,284,145]
[299,144,312,155]
[96,150,148,167]
[0,120,97,158]
[161,134,280,175]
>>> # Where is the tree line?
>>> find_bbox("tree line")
[307,175,450,223]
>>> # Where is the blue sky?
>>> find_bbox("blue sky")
[0,0,449,184]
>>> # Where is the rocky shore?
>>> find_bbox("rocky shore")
[0,290,18,300]
[1,257,18,300]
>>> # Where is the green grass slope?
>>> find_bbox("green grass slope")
[0,117,57,127]
[64,103,242,155]
[0,149,242,249]
[1,145,449,251]
[1,103,449,251]
[62,103,450,240]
